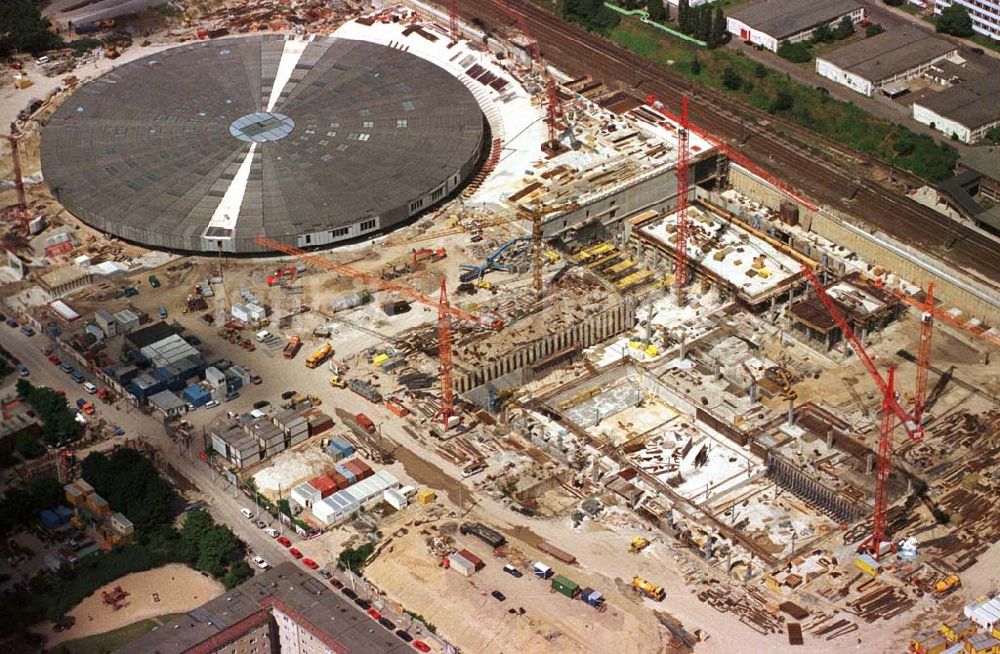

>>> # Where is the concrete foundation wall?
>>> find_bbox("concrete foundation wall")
[729,167,1000,325]
[455,297,637,394]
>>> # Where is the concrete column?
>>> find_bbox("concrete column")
[866,453,874,475]
[826,429,834,449]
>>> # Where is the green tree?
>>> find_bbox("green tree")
[678,0,691,33]
[866,23,885,37]
[338,543,375,573]
[754,62,768,78]
[561,0,621,33]
[16,380,83,446]
[777,41,813,63]
[812,24,835,43]
[648,0,667,23]
[711,6,726,48]
[936,4,974,37]
[985,126,1000,145]
[223,560,254,589]
[722,66,742,90]
[0,0,63,57]
[690,55,701,75]
[769,89,795,114]
[81,449,178,531]
[836,15,855,38]
[697,5,712,41]
[884,0,904,6]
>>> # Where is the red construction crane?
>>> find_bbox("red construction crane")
[449,0,459,44]
[438,278,455,424]
[493,0,563,151]
[870,367,897,560]
[914,283,934,425]
[5,130,28,231]
[801,264,922,559]
[255,237,503,426]
[644,95,818,212]
[674,96,690,302]
[800,263,921,441]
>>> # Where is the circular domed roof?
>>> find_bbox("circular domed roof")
[42,35,487,254]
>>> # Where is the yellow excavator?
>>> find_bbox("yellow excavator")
[629,537,650,553]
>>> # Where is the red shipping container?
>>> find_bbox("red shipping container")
[354,413,375,434]
[343,458,373,481]
[328,470,349,491]
[308,475,337,498]
[457,549,484,571]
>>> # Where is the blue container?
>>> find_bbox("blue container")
[335,464,356,485]
[40,510,62,531]
[330,436,355,457]
[54,505,74,523]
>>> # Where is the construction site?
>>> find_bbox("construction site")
[3,1,1000,653]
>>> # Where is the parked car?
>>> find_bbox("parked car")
[71,371,85,383]
[354,598,370,610]
[329,578,343,589]
[503,564,523,578]
[111,425,125,436]
[253,400,270,409]
[20,325,35,337]
[148,274,160,288]
[301,558,318,570]
[378,617,396,630]
[264,527,279,538]
[251,556,269,570]
[491,590,506,602]
[395,630,413,643]
[159,306,168,319]
[341,587,357,600]
[205,399,220,409]
[5,318,17,328]
[240,508,254,519]
[75,399,95,415]
[289,548,303,559]
[366,608,381,620]
[276,536,291,547]
[48,355,60,365]
[17,364,29,377]
[413,641,431,652]
[83,382,97,394]
[255,519,266,529]
[318,570,332,580]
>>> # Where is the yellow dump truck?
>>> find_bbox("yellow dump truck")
[305,343,333,368]
[632,576,665,601]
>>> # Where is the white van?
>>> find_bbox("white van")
[240,508,254,519]
[83,381,97,394]
[255,330,271,342]
[36,56,50,65]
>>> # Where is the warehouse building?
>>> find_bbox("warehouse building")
[726,0,866,52]
[816,30,958,97]
[912,73,1000,143]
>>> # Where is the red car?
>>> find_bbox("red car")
[276,536,291,548]
[329,578,343,589]
[366,608,381,620]
[413,642,431,653]
[48,355,60,365]
[289,548,303,559]
[301,558,318,570]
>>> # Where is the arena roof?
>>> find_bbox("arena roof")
[42,35,487,254]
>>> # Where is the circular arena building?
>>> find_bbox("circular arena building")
[41,35,488,254]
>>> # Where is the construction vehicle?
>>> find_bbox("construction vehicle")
[412,247,447,264]
[476,280,493,290]
[459,237,530,282]
[933,575,961,598]
[459,522,507,548]
[329,374,346,389]
[632,576,665,602]
[283,336,302,359]
[305,343,333,368]
[385,397,409,417]
[629,537,650,553]
[266,264,305,286]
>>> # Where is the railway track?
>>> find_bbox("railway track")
[437,0,999,288]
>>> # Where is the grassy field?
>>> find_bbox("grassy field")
[51,613,184,654]
[605,15,958,181]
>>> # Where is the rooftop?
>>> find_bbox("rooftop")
[124,321,182,350]
[820,30,956,83]
[730,0,863,40]
[117,563,411,653]
[915,73,1000,130]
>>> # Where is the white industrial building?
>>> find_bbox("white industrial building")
[912,73,1000,143]
[816,30,958,97]
[312,470,400,527]
[936,0,1000,41]
[726,0,865,52]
